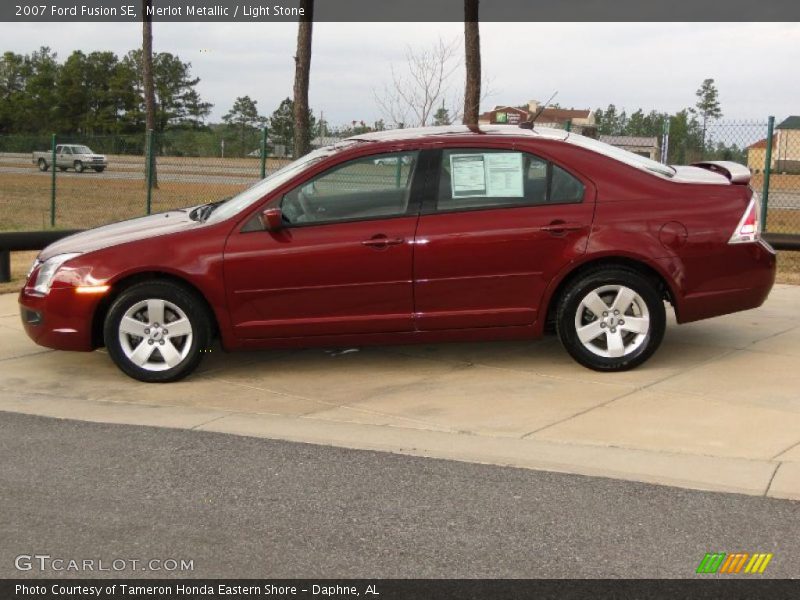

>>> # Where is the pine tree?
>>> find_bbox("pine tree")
[433,104,451,126]
[693,78,722,149]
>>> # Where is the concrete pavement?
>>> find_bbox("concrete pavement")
[1,285,799,499]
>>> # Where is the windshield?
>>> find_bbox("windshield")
[205,144,353,224]
[72,146,93,154]
[564,134,675,178]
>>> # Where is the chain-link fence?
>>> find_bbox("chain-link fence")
[0,129,291,231]
[1,118,798,238]
[702,118,800,280]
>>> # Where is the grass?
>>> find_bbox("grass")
[764,208,800,283]
[777,255,800,284]
[0,250,37,294]
[0,172,248,230]
[750,173,800,192]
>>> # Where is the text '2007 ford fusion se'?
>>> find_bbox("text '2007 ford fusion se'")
[19,125,775,382]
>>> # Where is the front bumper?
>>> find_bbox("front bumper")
[19,285,103,352]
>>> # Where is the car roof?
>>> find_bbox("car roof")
[348,125,569,143]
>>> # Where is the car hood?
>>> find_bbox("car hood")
[40,210,199,260]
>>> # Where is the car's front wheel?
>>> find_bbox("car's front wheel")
[557,268,666,372]
[104,282,211,382]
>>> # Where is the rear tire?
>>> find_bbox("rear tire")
[73,161,84,173]
[104,281,211,383]
[557,267,666,372]
[37,158,48,171]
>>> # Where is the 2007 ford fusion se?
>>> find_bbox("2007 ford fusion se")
[19,125,775,382]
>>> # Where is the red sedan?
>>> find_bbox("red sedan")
[19,126,776,382]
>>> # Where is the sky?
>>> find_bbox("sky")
[2,21,798,127]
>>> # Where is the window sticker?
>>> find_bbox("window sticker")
[450,154,487,197]
[449,152,524,199]
[485,153,524,197]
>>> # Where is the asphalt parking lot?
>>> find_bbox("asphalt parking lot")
[3,411,799,578]
[1,286,799,499]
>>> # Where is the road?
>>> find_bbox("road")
[1,411,798,579]
[0,162,263,186]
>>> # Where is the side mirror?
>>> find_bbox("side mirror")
[259,207,283,231]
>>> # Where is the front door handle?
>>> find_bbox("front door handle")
[362,235,405,249]
[541,221,585,235]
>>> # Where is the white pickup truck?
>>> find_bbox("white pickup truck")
[32,144,108,173]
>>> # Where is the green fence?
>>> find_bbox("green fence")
[1,119,799,238]
[0,128,290,232]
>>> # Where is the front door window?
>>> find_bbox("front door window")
[281,152,419,225]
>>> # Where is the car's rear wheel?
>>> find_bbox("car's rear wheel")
[557,268,666,371]
[104,282,210,382]
[37,158,48,171]
[73,160,84,173]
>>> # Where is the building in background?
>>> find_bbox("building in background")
[599,135,660,160]
[311,135,345,149]
[748,116,800,174]
[478,102,664,158]
[774,116,800,174]
[479,100,597,136]
[747,138,775,173]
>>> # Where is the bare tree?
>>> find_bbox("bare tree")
[293,0,314,158]
[375,38,461,128]
[463,0,481,126]
[142,0,157,187]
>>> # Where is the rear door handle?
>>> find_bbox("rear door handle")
[362,235,405,249]
[541,221,585,235]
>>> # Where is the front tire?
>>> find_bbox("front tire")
[104,282,211,382]
[93,167,105,173]
[73,160,84,173]
[557,268,666,372]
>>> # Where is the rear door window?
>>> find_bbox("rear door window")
[435,149,584,212]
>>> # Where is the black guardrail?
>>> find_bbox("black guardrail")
[763,233,800,251]
[1,229,799,284]
[0,229,83,282]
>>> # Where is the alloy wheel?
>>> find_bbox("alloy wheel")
[117,298,194,372]
[573,284,650,358]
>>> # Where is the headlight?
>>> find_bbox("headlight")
[26,258,41,280]
[32,253,81,295]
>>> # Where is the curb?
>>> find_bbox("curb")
[0,389,794,500]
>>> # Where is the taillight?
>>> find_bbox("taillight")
[728,193,761,244]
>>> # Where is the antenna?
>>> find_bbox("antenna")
[519,91,558,130]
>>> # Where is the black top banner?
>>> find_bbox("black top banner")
[3,0,800,22]
[4,579,800,600]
